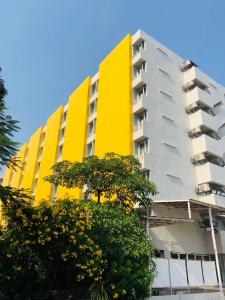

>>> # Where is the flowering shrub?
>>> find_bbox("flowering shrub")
[0,198,104,299]
[87,202,156,300]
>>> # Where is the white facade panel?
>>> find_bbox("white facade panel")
[202,261,218,286]
[152,258,170,288]
[170,259,188,288]
[187,260,204,286]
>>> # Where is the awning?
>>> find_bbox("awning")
[145,215,195,227]
[152,199,225,216]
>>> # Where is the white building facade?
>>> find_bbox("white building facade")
[132,30,225,299]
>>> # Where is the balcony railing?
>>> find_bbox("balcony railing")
[195,162,225,186]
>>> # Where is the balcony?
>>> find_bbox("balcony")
[133,95,148,113]
[132,48,147,66]
[195,162,225,186]
[192,134,225,159]
[198,193,225,209]
[132,70,148,89]
[133,120,149,142]
[87,133,95,144]
[183,66,209,89]
[189,110,217,132]
[186,87,214,109]
[136,152,150,171]
[88,112,97,123]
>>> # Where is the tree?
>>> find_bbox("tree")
[46,153,157,299]
[45,153,157,210]
[86,202,156,300]
[0,67,20,170]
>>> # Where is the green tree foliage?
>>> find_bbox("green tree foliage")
[0,68,20,170]
[45,153,157,210]
[86,202,156,300]
[0,198,105,299]
[45,153,157,299]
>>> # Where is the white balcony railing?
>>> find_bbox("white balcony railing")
[132,47,147,66]
[133,120,148,142]
[132,70,148,89]
[189,110,217,132]
[186,87,214,109]
[192,134,225,159]
[195,162,225,186]
[183,66,209,87]
[135,152,150,170]
[133,95,148,113]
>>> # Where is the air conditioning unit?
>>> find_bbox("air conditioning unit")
[193,126,201,133]
[198,183,210,193]
[183,81,195,92]
[180,60,197,72]
[185,102,198,113]
[195,153,206,161]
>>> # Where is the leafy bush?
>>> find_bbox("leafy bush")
[0,198,104,299]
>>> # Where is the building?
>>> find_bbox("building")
[2,30,225,299]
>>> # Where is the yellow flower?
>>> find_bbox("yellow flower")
[122,289,126,295]
[111,284,115,290]
[113,293,118,299]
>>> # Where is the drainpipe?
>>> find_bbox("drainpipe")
[208,207,224,298]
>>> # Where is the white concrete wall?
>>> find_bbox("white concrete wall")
[151,293,223,300]
[132,30,198,202]
[132,30,225,256]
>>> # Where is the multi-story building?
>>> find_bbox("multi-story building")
[2,30,225,299]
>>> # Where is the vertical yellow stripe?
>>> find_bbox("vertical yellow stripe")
[35,106,63,205]
[95,35,133,157]
[58,77,91,200]
[22,127,43,191]
[1,167,12,186]
[10,143,28,188]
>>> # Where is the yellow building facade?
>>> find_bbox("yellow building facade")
[2,35,135,204]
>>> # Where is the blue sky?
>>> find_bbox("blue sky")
[1,0,225,146]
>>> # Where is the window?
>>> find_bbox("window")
[155,249,165,258]
[134,85,147,103]
[88,120,96,137]
[52,184,58,199]
[39,147,43,159]
[33,178,38,193]
[135,139,149,161]
[133,61,146,77]
[87,141,95,156]
[58,145,63,161]
[134,110,147,130]
[60,127,65,140]
[142,170,150,180]
[41,132,45,143]
[171,252,178,259]
[63,111,67,123]
[171,252,186,260]
[91,81,98,96]
[133,39,145,56]
[36,162,41,173]
[90,98,97,115]
[24,148,29,160]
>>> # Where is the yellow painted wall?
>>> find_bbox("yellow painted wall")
[22,127,43,191]
[10,143,28,188]
[1,167,12,186]
[95,35,133,157]
[58,77,91,200]
[35,107,63,205]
